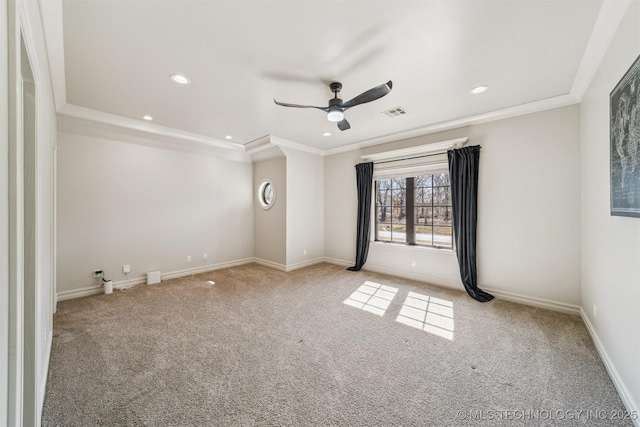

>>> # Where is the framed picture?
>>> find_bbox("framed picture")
[610,54,640,217]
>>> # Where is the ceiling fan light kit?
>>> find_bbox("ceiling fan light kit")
[327,110,344,122]
[274,80,393,131]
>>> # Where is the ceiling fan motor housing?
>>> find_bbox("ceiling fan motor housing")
[329,82,343,94]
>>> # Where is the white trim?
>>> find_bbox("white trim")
[361,137,468,162]
[369,241,456,257]
[244,135,273,154]
[324,256,580,315]
[57,104,245,152]
[159,258,254,281]
[245,134,325,157]
[252,258,287,272]
[361,264,464,292]
[483,287,580,315]
[325,94,577,156]
[0,0,10,422]
[41,1,627,161]
[257,179,276,210]
[580,307,640,425]
[38,329,52,419]
[322,257,352,268]
[570,0,634,101]
[57,258,256,301]
[284,257,325,272]
[270,135,324,156]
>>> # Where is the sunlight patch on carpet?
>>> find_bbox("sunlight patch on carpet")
[396,292,454,340]
[343,281,398,316]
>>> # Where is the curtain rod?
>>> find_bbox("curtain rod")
[373,151,447,165]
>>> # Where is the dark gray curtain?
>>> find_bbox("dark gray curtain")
[348,162,374,272]
[447,146,494,302]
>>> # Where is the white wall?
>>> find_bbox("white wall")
[253,154,287,266]
[56,130,254,293]
[281,147,324,267]
[325,105,582,306]
[580,1,639,414]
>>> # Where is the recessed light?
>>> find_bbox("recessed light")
[170,74,191,85]
[323,132,331,137]
[470,85,489,94]
[225,135,232,139]
[142,114,153,121]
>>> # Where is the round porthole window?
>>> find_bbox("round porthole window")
[258,179,276,210]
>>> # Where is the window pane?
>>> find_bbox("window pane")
[377,223,391,241]
[377,206,391,223]
[392,206,406,224]
[415,186,432,205]
[434,172,449,186]
[391,188,406,207]
[415,175,432,187]
[415,225,433,246]
[391,224,406,244]
[415,207,432,226]
[434,226,453,248]
[433,187,451,206]
[433,207,451,225]
[377,189,391,206]
[392,178,406,189]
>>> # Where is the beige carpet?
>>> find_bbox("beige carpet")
[42,263,630,426]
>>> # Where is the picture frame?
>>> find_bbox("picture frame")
[610,54,640,217]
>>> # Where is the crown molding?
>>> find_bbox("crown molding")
[270,135,324,156]
[45,0,629,159]
[570,0,633,101]
[245,134,324,157]
[58,104,245,152]
[325,93,578,156]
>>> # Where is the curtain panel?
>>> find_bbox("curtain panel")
[447,146,494,302]
[348,162,374,271]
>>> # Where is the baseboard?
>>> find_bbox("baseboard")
[57,285,103,301]
[56,258,255,301]
[253,258,287,271]
[483,287,581,315]
[580,308,639,426]
[362,263,464,292]
[284,258,325,272]
[324,259,581,315]
[159,258,255,281]
[322,257,352,267]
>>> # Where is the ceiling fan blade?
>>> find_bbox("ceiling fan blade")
[273,99,328,112]
[340,80,393,110]
[337,119,351,131]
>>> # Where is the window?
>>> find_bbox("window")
[375,172,453,249]
[257,179,276,210]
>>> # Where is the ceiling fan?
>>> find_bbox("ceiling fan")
[273,80,393,131]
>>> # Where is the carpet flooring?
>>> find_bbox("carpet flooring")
[42,263,631,426]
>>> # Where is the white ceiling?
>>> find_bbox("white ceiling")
[60,0,605,153]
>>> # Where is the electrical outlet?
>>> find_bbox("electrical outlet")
[93,269,103,278]
[593,304,597,318]
[123,264,130,274]
[187,256,191,263]
[203,253,208,260]
[303,249,307,256]
[411,260,416,267]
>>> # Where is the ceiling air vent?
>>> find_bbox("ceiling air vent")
[382,107,407,118]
